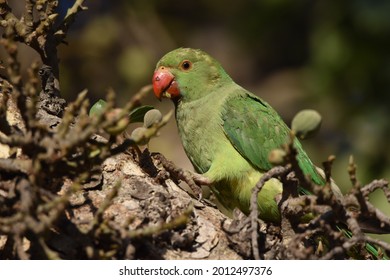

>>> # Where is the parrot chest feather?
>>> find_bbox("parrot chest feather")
[175,92,227,174]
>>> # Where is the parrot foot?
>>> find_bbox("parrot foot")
[152,152,211,199]
[181,171,212,200]
[190,172,212,186]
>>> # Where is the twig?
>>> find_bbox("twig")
[250,166,290,260]
[322,155,336,185]
[361,179,389,200]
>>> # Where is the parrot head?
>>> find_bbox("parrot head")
[152,48,231,102]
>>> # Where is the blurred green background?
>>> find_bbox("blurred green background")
[2,1,390,234]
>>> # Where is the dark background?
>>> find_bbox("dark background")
[2,0,390,225]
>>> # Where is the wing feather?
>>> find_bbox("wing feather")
[222,92,324,185]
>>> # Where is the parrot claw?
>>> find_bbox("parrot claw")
[181,170,211,200]
[152,152,211,200]
[191,172,212,186]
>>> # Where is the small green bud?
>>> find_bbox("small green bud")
[143,109,163,128]
[105,118,129,135]
[268,149,287,165]
[129,105,154,123]
[291,109,322,140]
[104,109,129,135]
[130,127,149,145]
[89,99,107,117]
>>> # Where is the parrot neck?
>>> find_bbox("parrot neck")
[176,73,234,104]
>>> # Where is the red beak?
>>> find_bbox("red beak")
[152,67,180,100]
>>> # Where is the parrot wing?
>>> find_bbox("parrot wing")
[221,92,324,185]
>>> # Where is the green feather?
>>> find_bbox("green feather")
[222,92,325,186]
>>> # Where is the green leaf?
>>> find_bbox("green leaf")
[89,99,107,117]
[129,105,154,123]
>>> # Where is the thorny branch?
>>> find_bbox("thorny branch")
[249,166,290,260]
[245,139,390,259]
[0,0,87,95]
[0,75,176,259]
[1,1,189,260]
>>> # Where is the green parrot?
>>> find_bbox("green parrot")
[152,47,339,223]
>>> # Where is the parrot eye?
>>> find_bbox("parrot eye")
[180,60,192,71]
